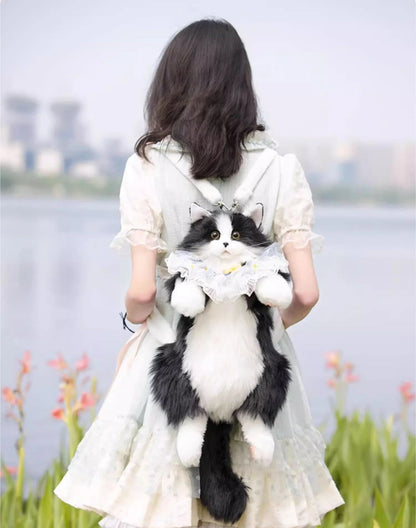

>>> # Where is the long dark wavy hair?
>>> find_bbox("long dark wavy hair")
[135,18,265,180]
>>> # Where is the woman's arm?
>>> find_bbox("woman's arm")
[125,244,158,324]
[279,241,320,329]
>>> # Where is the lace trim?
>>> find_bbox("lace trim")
[109,228,168,255]
[279,229,325,254]
[54,416,345,528]
[149,130,279,153]
[242,129,279,151]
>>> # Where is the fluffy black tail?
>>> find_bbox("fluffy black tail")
[199,417,250,524]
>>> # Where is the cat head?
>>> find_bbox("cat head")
[177,202,272,265]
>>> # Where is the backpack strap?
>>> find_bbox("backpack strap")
[231,147,277,213]
[163,147,277,211]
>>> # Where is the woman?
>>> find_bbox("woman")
[54,17,345,528]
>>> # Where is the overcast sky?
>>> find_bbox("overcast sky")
[2,0,415,150]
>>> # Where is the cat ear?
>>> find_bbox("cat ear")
[244,202,264,229]
[189,202,213,223]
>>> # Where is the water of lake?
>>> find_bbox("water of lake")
[1,196,415,482]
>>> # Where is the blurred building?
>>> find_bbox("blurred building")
[275,138,326,185]
[0,123,26,171]
[35,147,64,176]
[48,99,121,178]
[1,94,39,170]
[98,138,130,179]
[70,160,101,179]
[50,100,85,154]
[356,143,395,188]
[67,145,100,178]
[3,94,38,146]
[277,138,359,186]
[331,141,359,186]
[278,137,415,191]
[392,143,415,190]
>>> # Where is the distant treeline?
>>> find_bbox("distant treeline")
[1,168,415,205]
[313,184,415,205]
[1,169,120,199]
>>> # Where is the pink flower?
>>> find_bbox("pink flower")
[325,351,340,369]
[80,392,95,407]
[2,387,17,405]
[73,392,96,413]
[0,466,18,478]
[75,353,89,372]
[399,382,415,402]
[327,378,336,388]
[51,407,65,420]
[47,353,69,370]
[345,373,359,383]
[344,362,355,373]
[18,350,32,374]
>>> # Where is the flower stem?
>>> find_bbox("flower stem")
[15,442,25,500]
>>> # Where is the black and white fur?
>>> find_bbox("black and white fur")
[149,202,292,524]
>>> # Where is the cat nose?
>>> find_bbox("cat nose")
[223,242,229,247]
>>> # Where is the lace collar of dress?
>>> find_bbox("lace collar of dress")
[157,242,289,303]
[149,129,279,153]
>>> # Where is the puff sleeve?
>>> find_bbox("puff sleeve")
[109,154,168,255]
[273,153,324,254]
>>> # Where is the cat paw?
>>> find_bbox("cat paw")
[176,428,204,468]
[237,412,275,467]
[249,433,275,467]
[171,278,206,317]
[255,274,293,310]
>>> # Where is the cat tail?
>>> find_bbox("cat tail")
[199,417,250,524]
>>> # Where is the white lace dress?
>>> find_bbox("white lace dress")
[53,130,345,528]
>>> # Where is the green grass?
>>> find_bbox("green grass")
[320,410,415,528]
[1,408,414,528]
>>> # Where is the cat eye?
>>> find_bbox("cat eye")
[232,231,240,240]
[210,230,220,240]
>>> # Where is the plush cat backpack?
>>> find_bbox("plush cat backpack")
[149,147,293,524]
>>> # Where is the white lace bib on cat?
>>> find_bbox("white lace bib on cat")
[164,242,289,303]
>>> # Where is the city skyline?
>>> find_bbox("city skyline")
[1,90,414,193]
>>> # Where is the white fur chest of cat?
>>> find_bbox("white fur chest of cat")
[183,294,264,423]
